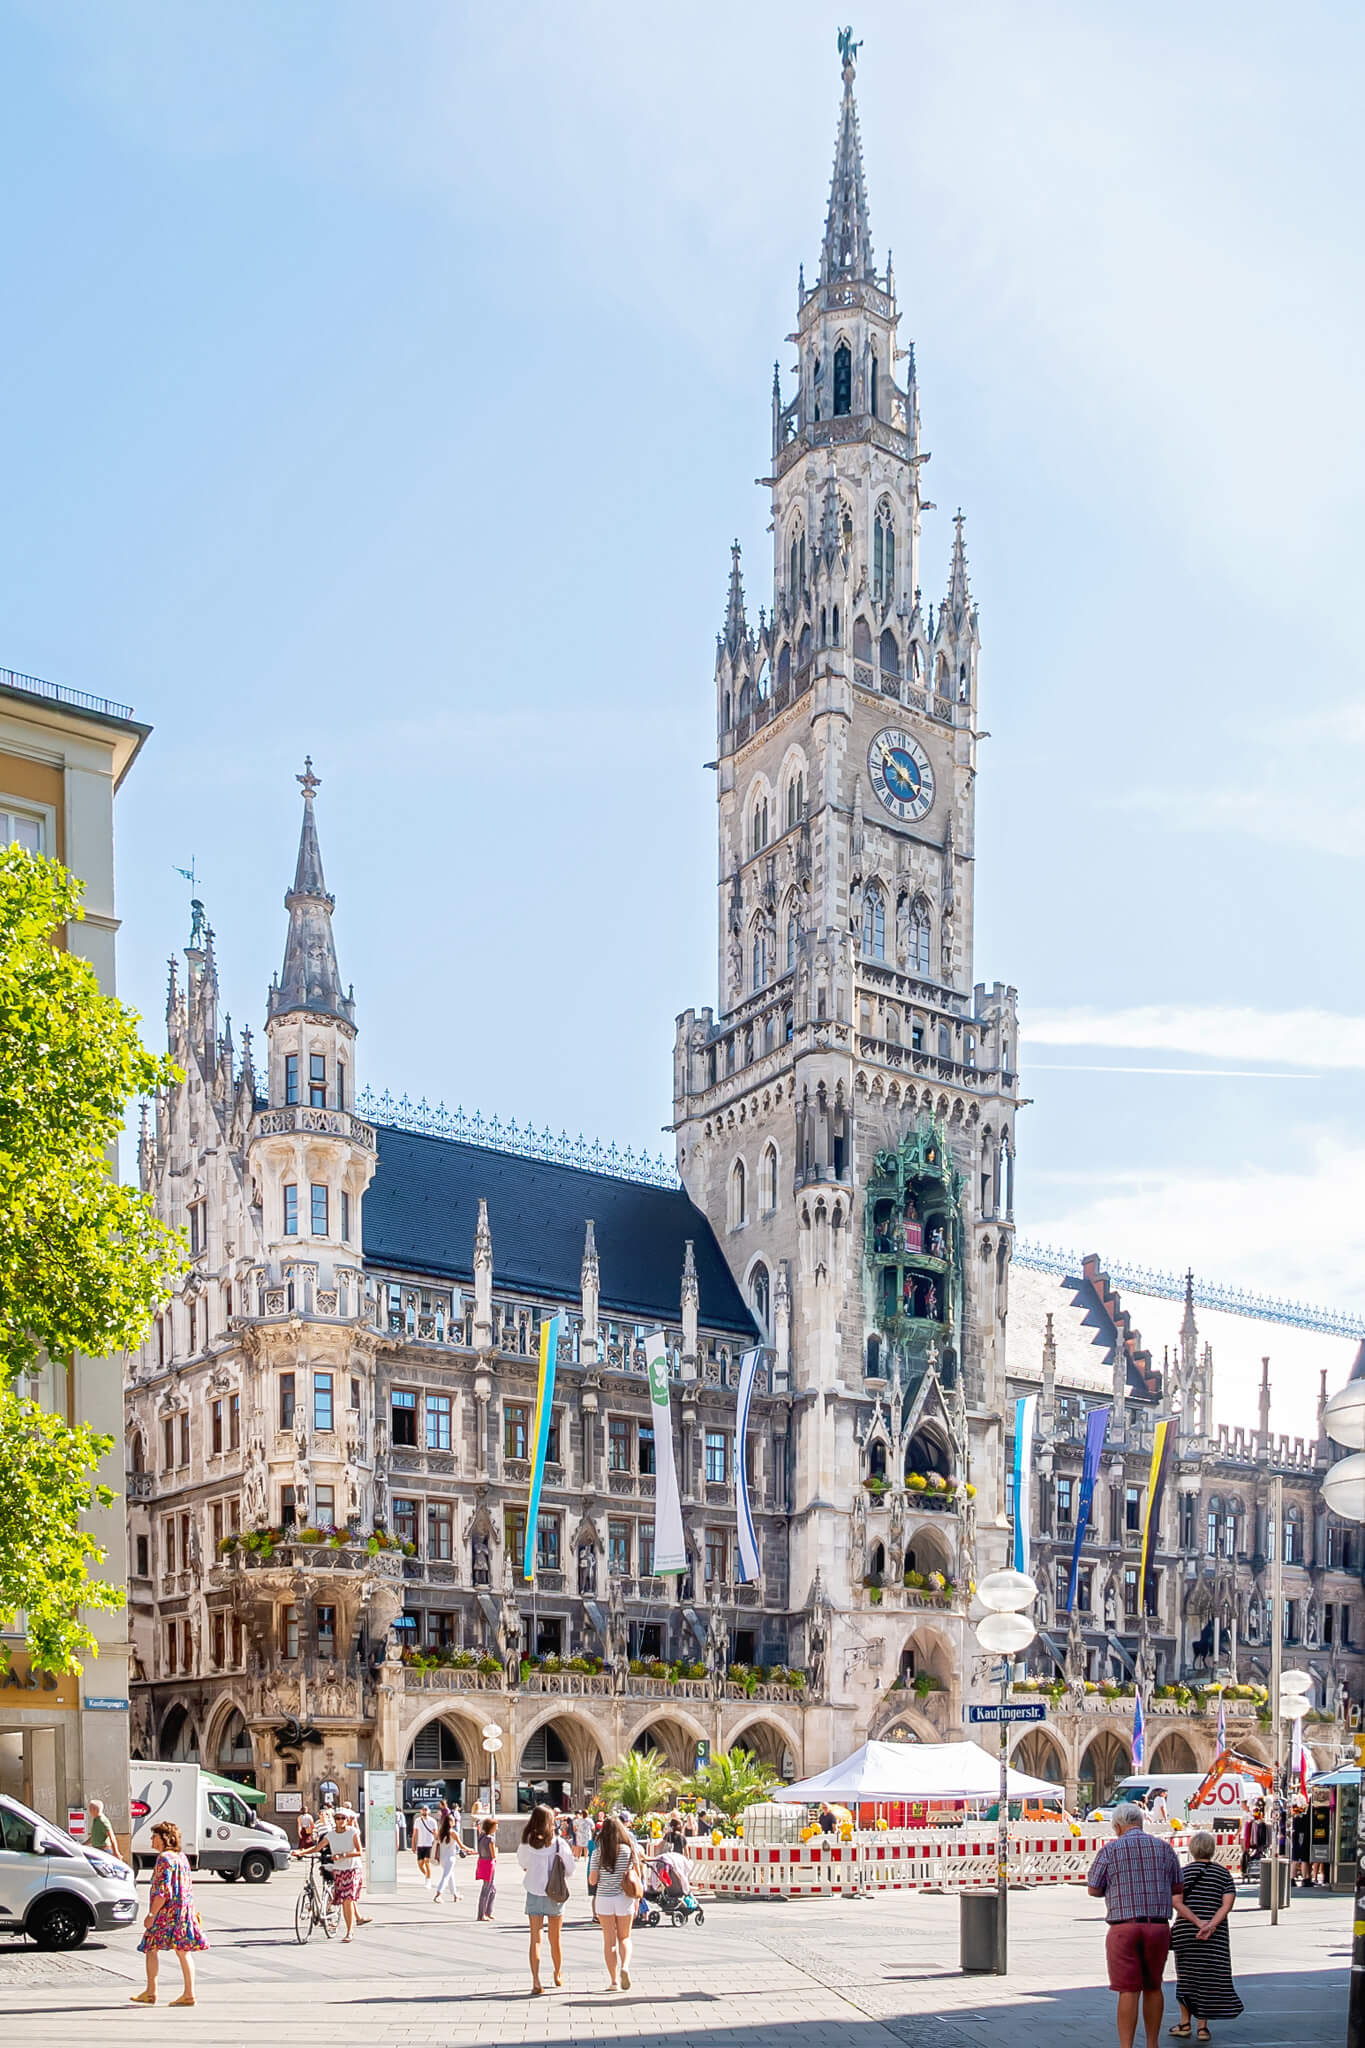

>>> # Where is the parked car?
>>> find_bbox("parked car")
[0,1793,138,1949]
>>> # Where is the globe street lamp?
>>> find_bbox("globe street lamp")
[1320,1381,1365,2048]
[975,1568,1039,1974]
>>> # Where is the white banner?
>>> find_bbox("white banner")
[734,1347,762,1584]
[645,1331,687,1574]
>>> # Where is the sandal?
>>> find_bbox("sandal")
[1196,2032,1211,2043]
[169,1996,196,2008]
[129,1991,156,2005]
[1169,2030,1191,2040]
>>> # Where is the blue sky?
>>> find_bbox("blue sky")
[3,1,1363,1321]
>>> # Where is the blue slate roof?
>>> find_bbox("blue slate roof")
[363,1125,759,1338]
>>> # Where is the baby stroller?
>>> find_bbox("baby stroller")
[646,1856,705,1928]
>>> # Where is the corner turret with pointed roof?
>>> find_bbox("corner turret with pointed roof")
[269,758,355,1027]
[722,540,747,654]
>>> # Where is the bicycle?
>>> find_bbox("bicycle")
[293,1852,341,1943]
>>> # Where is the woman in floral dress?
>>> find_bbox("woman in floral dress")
[131,1822,207,2006]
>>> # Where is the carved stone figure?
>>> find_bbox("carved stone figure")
[499,1596,523,1688]
[242,1434,268,1526]
[807,1602,827,1700]
[577,1542,597,1597]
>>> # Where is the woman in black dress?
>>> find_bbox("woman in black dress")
[1170,1832,1243,2042]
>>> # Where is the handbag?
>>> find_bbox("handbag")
[545,1842,571,1904]
[620,1850,644,1902]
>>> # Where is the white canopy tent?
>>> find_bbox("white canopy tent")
[781,1739,1062,1804]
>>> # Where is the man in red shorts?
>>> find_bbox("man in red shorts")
[1088,1802,1194,2048]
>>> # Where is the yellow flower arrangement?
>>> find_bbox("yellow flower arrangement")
[711,1828,723,1845]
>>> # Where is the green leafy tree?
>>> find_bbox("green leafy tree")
[599,1747,678,1819]
[0,845,184,1669]
[686,1746,780,1818]
[0,845,182,1379]
[0,1387,122,1669]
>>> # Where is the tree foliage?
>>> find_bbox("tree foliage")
[0,845,183,1379]
[686,1747,780,1817]
[0,1384,123,1669]
[599,1746,678,1818]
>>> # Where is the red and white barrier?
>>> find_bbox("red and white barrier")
[685,1825,1242,1899]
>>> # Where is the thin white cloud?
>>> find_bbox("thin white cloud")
[1023,1004,1365,1070]
[1019,1132,1365,1324]
[1118,784,1365,858]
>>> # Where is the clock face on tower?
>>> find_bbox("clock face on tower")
[869,728,935,823]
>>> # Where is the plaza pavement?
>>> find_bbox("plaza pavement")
[0,1862,1348,2048]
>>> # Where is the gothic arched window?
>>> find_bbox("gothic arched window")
[798,624,812,667]
[789,523,805,595]
[873,502,896,603]
[729,1159,747,1230]
[751,928,769,990]
[776,644,791,691]
[760,1144,778,1214]
[862,887,886,960]
[785,772,805,831]
[751,796,768,857]
[879,627,900,676]
[833,341,852,416]
[785,910,798,971]
[870,350,879,417]
[853,616,872,664]
[751,1261,771,1330]
[909,898,932,976]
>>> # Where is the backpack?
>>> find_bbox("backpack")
[545,1841,571,1904]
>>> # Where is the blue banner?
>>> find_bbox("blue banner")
[1012,1394,1037,1576]
[1066,1405,1111,1613]
[523,1313,560,1581]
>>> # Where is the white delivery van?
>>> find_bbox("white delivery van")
[130,1762,290,1882]
[1097,1771,1264,1826]
[0,1793,139,1948]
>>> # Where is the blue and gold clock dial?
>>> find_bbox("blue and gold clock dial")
[869,727,935,823]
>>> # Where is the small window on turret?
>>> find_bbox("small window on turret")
[283,1185,298,1236]
[309,1053,327,1108]
[285,1054,299,1106]
[833,342,852,416]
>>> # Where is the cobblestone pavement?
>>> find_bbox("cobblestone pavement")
[0,1866,1348,2047]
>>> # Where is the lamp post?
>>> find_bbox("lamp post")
[975,1567,1039,1975]
[1320,1380,1365,2048]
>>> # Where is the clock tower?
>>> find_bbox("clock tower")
[673,34,1020,1745]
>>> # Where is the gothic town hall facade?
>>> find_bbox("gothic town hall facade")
[124,48,1361,1819]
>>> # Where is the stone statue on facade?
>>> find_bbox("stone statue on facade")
[242,1433,268,1527]
[806,1587,828,1700]
[578,1540,598,1597]
[705,1592,730,1691]
[607,1572,629,1693]
[294,1410,311,1517]
[499,1596,523,1689]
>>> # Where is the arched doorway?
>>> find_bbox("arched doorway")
[216,1709,256,1788]
[727,1722,796,1782]
[1078,1731,1130,1812]
[1150,1732,1198,1775]
[158,1705,199,1763]
[630,1718,698,1776]
[404,1717,470,1810]
[1013,1728,1065,1788]
[517,1716,602,1811]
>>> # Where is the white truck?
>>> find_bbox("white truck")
[130,1762,290,1882]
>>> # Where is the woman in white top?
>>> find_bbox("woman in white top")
[431,1809,468,1904]
[593,1814,640,1991]
[296,1805,369,1943]
[516,1804,573,1995]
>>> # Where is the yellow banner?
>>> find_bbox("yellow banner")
[0,1648,80,1712]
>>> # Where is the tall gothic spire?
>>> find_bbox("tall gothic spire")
[946,511,971,625]
[723,540,747,653]
[269,759,354,1024]
[820,30,873,284]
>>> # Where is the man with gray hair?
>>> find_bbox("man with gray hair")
[1088,1802,1195,2048]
